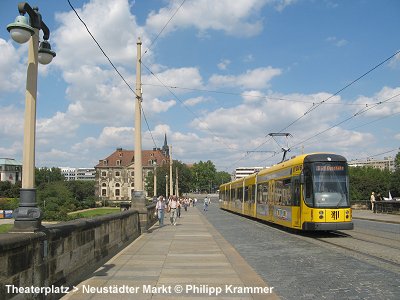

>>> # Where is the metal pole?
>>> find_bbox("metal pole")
[153,164,157,197]
[13,28,42,231]
[169,145,173,195]
[176,166,179,197]
[134,37,143,191]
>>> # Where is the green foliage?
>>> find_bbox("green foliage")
[0,198,19,210]
[191,160,217,193]
[0,224,13,233]
[145,160,227,196]
[35,167,64,187]
[349,166,393,201]
[0,181,20,198]
[69,208,120,218]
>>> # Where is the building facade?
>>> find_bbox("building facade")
[61,167,96,181]
[348,156,395,172]
[0,158,22,184]
[95,146,169,201]
[234,167,264,180]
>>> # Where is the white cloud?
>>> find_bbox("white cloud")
[145,97,176,113]
[183,96,207,106]
[388,51,400,69]
[209,66,282,89]
[326,36,348,47]
[243,54,254,63]
[145,0,291,37]
[72,126,134,153]
[0,106,24,137]
[0,39,26,94]
[217,59,231,70]
[53,0,141,69]
[352,86,400,117]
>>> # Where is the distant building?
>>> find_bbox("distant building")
[0,158,22,184]
[348,156,395,172]
[234,167,263,180]
[95,137,170,201]
[61,167,96,181]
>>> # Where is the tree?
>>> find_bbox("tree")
[65,180,96,208]
[35,167,64,187]
[395,151,400,171]
[349,166,391,201]
[191,160,217,193]
[145,160,193,197]
[215,171,231,188]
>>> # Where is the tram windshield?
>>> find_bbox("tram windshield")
[304,162,349,208]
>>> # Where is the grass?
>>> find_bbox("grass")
[0,224,13,233]
[69,208,120,218]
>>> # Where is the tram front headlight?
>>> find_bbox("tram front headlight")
[345,210,350,219]
[319,210,324,219]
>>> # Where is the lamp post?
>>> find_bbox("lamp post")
[165,175,168,198]
[7,2,56,231]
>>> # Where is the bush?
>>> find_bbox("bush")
[0,198,19,210]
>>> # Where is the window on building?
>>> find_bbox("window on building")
[115,189,120,196]
[116,160,121,166]
[103,160,108,166]
[101,171,106,177]
[131,171,134,177]
[102,189,106,196]
[115,183,120,187]
[115,171,120,177]
[102,183,107,187]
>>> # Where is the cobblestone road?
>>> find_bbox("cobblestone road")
[201,203,400,300]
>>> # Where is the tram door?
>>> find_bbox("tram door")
[268,180,274,220]
[292,177,301,228]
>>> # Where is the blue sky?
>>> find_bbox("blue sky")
[0,0,399,173]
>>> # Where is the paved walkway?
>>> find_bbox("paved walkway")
[352,209,400,224]
[62,207,278,300]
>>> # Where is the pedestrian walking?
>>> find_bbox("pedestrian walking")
[203,196,210,211]
[168,195,179,225]
[370,192,376,212]
[155,196,166,226]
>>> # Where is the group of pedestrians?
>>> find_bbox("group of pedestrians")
[155,195,198,226]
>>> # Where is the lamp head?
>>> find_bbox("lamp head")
[38,40,56,65]
[7,15,34,44]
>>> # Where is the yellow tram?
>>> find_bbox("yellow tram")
[219,153,353,231]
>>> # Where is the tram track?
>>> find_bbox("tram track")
[306,229,400,275]
[313,233,400,270]
[333,230,400,251]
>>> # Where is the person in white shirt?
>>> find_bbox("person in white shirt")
[155,196,166,226]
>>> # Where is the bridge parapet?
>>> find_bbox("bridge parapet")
[0,210,141,300]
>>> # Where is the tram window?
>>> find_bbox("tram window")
[257,183,268,203]
[251,184,256,203]
[238,187,243,201]
[274,179,291,205]
[244,186,249,202]
[304,169,313,206]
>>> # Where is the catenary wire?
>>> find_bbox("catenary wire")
[141,62,238,153]
[67,0,158,149]
[143,0,187,56]
[142,83,394,107]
